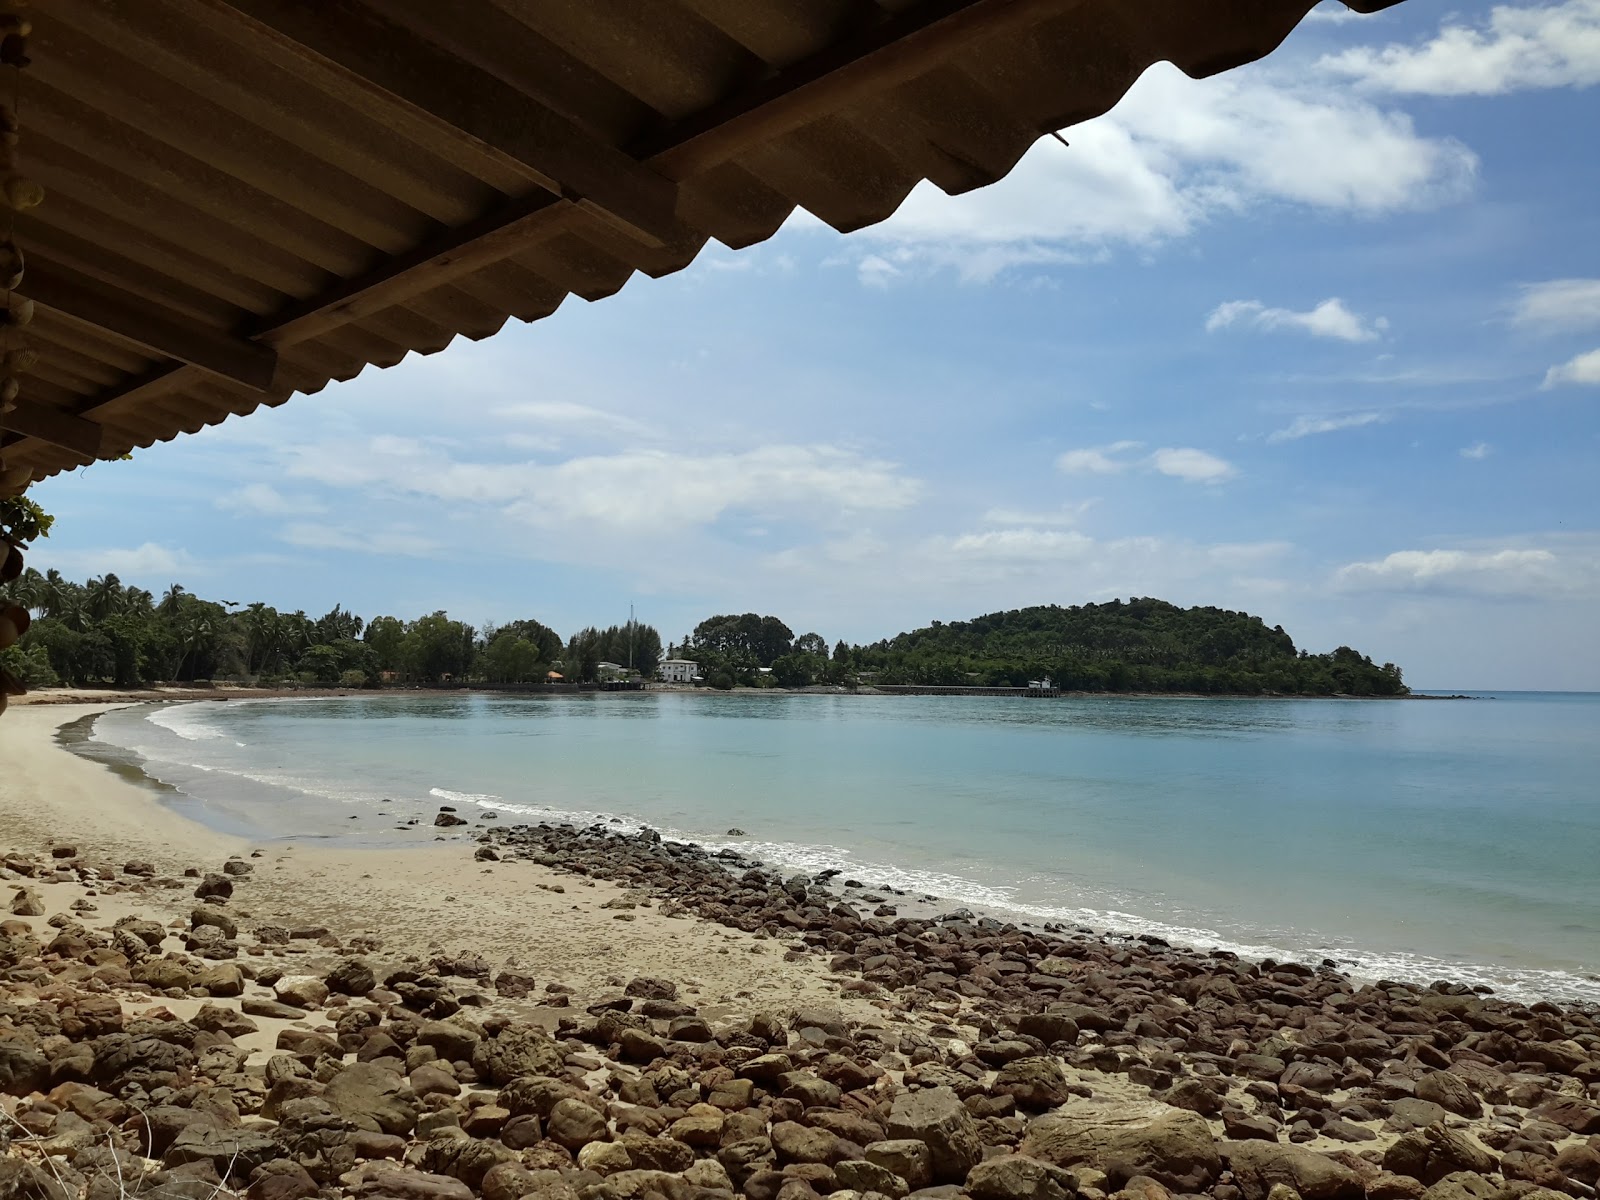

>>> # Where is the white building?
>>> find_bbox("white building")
[596,661,630,681]
[658,658,700,684]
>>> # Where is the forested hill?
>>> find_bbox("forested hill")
[852,598,1407,696]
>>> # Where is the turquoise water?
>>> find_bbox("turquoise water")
[89,691,1600,1004]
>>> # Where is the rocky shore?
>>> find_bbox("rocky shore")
[2,819,1597,1200]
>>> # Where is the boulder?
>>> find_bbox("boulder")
[866,1140,934,1192]
[1418,1174,1499,1200]
[886,1086,983,1184]
[967,1155,1077,1200]
[9,887,44,916]
[548,1097,609,1150]
[0,1042,48,1096]
[624,976,677,1000]
[194,873,233,900]
[274,975,330,1009]
[836,1160,910,1198]
[773,1121,846,1166]
[1021,1101,1221,1193]
[1414,1073,1482,1119]
[1221,1141,1366,1200]
[493,970,536,999]
[995,1057,1075,1110]
[1382,1127,1497,1185]
[476,1024,563,1083]
[325,1062,418,1136]
[196,964,244,997]
[355,1168,473,1200]
[326,958,377,996]
[1531,1099,1600,1136]
[247,1161,319,1200]
[0,1158,69,1200]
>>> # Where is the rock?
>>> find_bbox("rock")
[1530,1099,1600,1136]
[1366,1174,1426,1200]
[1382,1127,1497,1185]
[1016,1013,1080,1047]
[192,906,238,938]
[477,1024,564,1083]
[435,812,468,827]
[995,1057,1075,1110]
[866,1141,934,1191]
[274,975,330,1009]
[356,1168,474,1200]
[1162,1079,1223,1117]
[1554,1143,1600,1185]
[836,1160,910,1199]
[967,1155,1077,1200]
[196,964,244,997]
[1417,1173,1499,1200]
[492,969,536,999]
[194,873,233,900]
[163,1125,283,1174]
[124,860,156,877]
[0,1158,70,1200]
[419,1137,517,1190]
[1222,1112,1280,1142]
[624,976,677,1000]
[242,997,305,1020]
[9,887,44,916]
[1384,1100,1448,1133]
[548,1097,609,1150]
[1414,1073,1481,1119]
[773,1121,845,1166]
[247,1161,319,1200]
[325,1062,418,1136]
[132,958,193,990]
[222,860,255,876]
[1221,1141,1366,1200]
[886,1086,982,1184]
[480,1163,545,1200]
[326,958,376,996]
[0,1042,48,1095]
[1021,1101,1221,1193]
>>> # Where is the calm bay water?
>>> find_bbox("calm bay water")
[87,691,1600,1004]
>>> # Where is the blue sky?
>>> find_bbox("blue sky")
[31,0,1600,689]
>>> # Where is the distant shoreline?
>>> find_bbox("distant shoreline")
[15,682,1479,706]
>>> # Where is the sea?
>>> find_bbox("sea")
[77,690,1600,1006]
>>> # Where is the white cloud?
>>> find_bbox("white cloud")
[1460,442,1493,460]
[981,500,1099,527]
[49,543,191,578]
[1543,348,1600,387]
[1320,0,1600,95]
[1056,442,1141,475]
[1268,412,1387,442]
[278,524,441,558]
[490,400,654,441]
[856,254,903,288]
[1057,442,1235,484]
[853,61,1475,280]
[286,438,922,536]
[1334,540,1600,598]
[215,483,324,516]
[1207,297,1387,342]
[1511,279,1600,330]
[1150,447,1238,485]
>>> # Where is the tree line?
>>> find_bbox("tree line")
[672,599,1407,696]
[0,573,1407,698]
[0,569,662,689]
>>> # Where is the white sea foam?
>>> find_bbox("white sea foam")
[146,705,229,741]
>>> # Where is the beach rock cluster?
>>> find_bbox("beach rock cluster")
[2,835,1598,1200]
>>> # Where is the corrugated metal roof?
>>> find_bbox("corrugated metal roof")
[1,0,1403,481]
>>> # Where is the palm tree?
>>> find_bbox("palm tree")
[85,573,124,621]
[158,583,187,617]
[5,566,45,615]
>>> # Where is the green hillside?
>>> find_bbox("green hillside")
[847,598,1407,696]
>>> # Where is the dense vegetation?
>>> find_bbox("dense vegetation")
[677,599,1407,696]
[0,569,661,689]
[0,571,1404,697]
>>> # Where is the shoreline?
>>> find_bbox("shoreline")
[53,701,1600,1008]
[1,707,1598,1200]
[14,684,1485,707]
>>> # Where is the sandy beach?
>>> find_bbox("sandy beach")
[0,704,881,1015]
[1,703,1596,1200]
